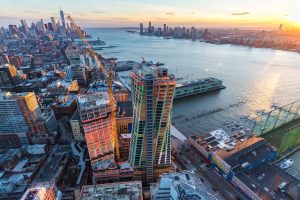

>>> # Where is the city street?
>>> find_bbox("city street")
[172,137,246,200]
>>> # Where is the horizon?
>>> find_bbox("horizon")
[1,0,300,30]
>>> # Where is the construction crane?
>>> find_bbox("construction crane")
[67,15,120,161]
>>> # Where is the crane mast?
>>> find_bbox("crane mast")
[67,16,120,161]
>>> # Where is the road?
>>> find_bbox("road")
[58,116,73,143]
[172,137,246,200]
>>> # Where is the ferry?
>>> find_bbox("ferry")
[174,77,225,99]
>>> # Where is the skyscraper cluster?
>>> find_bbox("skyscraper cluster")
[140,22,198,40]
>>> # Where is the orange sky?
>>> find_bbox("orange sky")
[1,0,300,29]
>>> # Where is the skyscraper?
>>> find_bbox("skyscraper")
[50,17,57,31]
[78,92,116,170]
[129,66,176,184]
[140,23,143,34]
[60,8,66,28]
[20,19,29,33]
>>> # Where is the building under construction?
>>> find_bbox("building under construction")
[129,66,176,184]
[78,92,133,184]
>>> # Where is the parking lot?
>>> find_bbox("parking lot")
[276,150,300,181]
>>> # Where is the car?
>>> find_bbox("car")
[280,159,294,169]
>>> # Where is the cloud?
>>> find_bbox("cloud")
[154,17,168,21]
[111,17,129,20]
[166,12,175,15]
[23,10,41,14]
[230,12,250,16]
[73,12,87,16]
[93,11,105,14]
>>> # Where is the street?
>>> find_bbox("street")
[172,137,246,200]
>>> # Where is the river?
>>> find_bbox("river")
[86,28,300,136]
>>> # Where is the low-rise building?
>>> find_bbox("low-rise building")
[20,182,61,200]
[47,79,78,94]
[151,171,212,200]
[79,181,143,200]
[188,129,300,199]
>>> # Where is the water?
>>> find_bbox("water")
[86,28,300,135]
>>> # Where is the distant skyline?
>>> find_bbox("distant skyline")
[1,0,300,29]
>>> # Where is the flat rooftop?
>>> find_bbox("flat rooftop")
[235,163,300,200]
[20,182,55,200]
[224,138,276,169]
[117,101,133,118]
[151,171,211,200]
[78,92,110,109]
[79,181,143,200]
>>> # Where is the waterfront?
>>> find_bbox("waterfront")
[87,28,300,135]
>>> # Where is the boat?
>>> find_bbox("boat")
[174,77,226,99]
[280,159,294,169]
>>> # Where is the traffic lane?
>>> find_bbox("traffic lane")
[174,149,224,200]
[183,143,246,200]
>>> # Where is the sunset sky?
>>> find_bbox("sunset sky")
[1,0,300,29]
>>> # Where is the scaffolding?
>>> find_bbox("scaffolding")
[250,101,300,136]
[239,100,300,155]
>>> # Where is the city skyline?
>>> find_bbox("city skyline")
[1,0,300,29]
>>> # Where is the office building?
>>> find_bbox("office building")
[50,17,57,31]
[129,66,176,183]
[140,23,143,34]
[20,19,29,33]
[0,92,30,134]
[60,9,66,28]
[0,92,49,136]
[0,64,18,88]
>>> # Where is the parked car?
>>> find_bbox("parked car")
[280,159,294,169]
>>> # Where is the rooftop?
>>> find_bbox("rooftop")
[116,101,133,118]
[151,171,211,200]
[47,79,77,89]
[79,181,143,200]
[235,163,300,200]
[20,182,56,200]
[78,92,110,110]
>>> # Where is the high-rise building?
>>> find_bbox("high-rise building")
[8,24,19,35]
[60,9,66,28]
[140,23,143,34]
[78,92,116,170]
[0,91,43,134]
[40,19,45,31]
[20,19,29,33]
[0,64,18,88]
[129,66,176,184]
[50,17,57,31]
